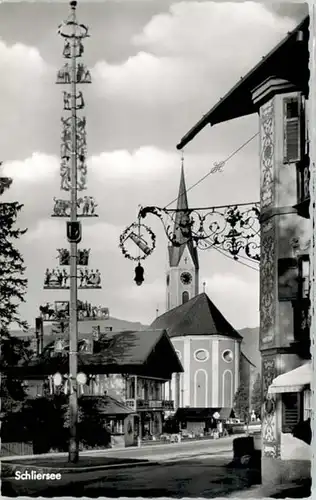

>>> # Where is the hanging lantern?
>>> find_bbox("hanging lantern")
[134,262,144,286]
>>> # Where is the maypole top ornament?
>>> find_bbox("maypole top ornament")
[57,18,90,40]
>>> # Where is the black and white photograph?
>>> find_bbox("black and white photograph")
[0,0,313,498]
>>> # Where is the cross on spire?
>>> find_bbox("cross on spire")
[168,155,199,270]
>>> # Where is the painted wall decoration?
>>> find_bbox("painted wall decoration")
[260,219,276,346]
[262,356,279,458]
[260,99,275,209]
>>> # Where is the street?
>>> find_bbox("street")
[1,437,261,497]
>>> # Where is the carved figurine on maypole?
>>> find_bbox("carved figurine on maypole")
[52,8,97,217]
[40,2,108,328]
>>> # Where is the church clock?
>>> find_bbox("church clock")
[180,271,192,285]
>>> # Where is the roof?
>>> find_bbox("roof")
[168,164,199,269]
[80,395,134,416]
[10,329,183,379]
[150,293,242,340]
[174,407,235,421]
[177,16,309,150]
[240,351,256,368]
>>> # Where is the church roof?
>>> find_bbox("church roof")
[168,163,199,269]
[150,293,242,340]
[177,15,309,150]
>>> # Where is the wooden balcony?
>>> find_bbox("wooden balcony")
[125,399,174,412]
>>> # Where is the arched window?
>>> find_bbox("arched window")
[182,291,189,304]
[222,370,233,407]
[194,369,208,407]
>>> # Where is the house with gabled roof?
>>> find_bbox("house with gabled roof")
[5,329,183,448]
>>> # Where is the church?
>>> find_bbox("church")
[150,164,256,424]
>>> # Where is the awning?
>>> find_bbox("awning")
[268,361,312,394]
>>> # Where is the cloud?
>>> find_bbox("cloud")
[2,1,280,328]
[0,39,54,161]
[206,272,259,329]
[89,146,179,181]
[93,2,296,106]
[2,153,59,183]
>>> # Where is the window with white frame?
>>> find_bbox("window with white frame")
[299,256,310,299]
[283,95,302,164]
[304,389,311,420]
[194,349,209,362]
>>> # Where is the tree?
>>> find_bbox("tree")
[0,167,29,415]
[251,373,262,418]
[0,168,28,332]
[234,382,249,422]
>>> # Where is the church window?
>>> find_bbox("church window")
[182,291,189,304]
[222,349,233,363]
[222,370,233,407]
[194,349,209,362]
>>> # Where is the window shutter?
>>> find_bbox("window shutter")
[283,96,302,163]
[304,389,312,420]
[282,392,302,433]
[278,258,299,301]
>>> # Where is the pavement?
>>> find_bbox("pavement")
[1,435,235,466]
[1,436,310,498]
[2,454,257,497]
[1,437,237,496]
[226,479,311,499]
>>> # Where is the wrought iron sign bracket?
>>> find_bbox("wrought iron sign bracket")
[128,202,261,262]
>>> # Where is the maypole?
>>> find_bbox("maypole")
[39,0,108,463]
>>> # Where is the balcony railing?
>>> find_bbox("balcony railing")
[125,399,174,411]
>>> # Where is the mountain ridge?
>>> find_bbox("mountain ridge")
[9,320,260,369]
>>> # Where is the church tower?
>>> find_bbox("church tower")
[166,162,199,311]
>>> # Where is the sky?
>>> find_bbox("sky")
[1,0,308,330]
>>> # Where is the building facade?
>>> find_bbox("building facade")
[175,15,311,485]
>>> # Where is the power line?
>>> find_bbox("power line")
[212,245,260,272]
[164,131,259,209]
